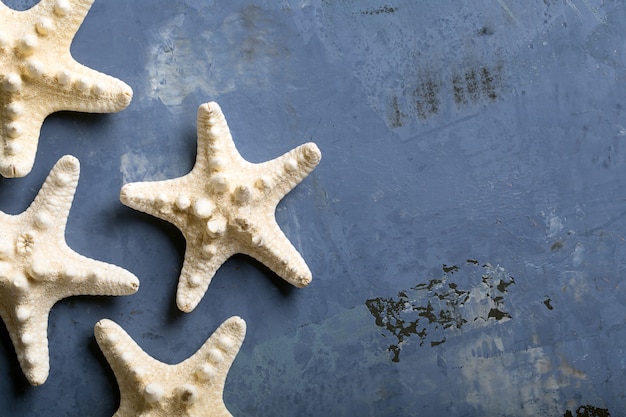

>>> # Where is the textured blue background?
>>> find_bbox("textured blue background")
[0,0,625,415]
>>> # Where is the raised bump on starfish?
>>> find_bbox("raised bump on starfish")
[95,316,246,417]
[0,155,139,385]
[0,0,133,178]
[120,101,321,312]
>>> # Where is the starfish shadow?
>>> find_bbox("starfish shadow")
[232,254,296,297]
[0,177,38,214]
[116,208,187,259]
[181,128,199,166]
[116,208,188,322]
[87,335,119,415]
[46,111,116,131]
[56,293,119,311]
[0,319,32,393]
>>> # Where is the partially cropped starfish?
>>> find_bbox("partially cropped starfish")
[0,0,133,178]
[95,316,246,417]
[120,102,321,312]
[0,155,139,385]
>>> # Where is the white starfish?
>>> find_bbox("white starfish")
[120,102,321,312]
[0,155,139,386]
[0,0,133,178]
[95,316,246,417]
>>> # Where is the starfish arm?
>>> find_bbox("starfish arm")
[0,79,131,179]
[33,246,139,298]
[120,176,194,230]
[255,142,321,202]
[23,155,79,230]
[95,319,167,416]
[195,102,246,170]
[176,242,234,313]
[31,0,95,51]
[180,316,246,416]
[95,317,245,417]
[0,105,48,178]
[0,0,132,178]
[242,214,312,288]
[182,315,246,369]
[42,60,133,114]
[0,299,54,386]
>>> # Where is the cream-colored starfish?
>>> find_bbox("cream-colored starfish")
[0,0,133,178]
[0,155,139,386]
[95,316,246,417]
[120,102,321,312]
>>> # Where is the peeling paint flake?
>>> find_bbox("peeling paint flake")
[564,404,611,417]
[365,260,516,362]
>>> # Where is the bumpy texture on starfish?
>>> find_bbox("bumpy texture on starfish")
[95,317,246,417]
[120,102,321,312]
[0,0,133,178]
[0,155,139,385]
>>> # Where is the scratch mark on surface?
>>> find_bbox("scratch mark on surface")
[495,0,519,26]
[579,0,602,22]
[565,0,583,20]
[403,113,479,143]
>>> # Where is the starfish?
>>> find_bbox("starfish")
[0,0,133,178]
[120,102,321,312]
[0,155,139,386]
[95,316,246,417]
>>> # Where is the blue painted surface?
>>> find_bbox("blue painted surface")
[0,0,624,415]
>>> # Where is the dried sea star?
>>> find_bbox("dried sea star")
[0,155,139,385]
[120,102,321,312]
[95,316,246,417]
[0,0,133,177]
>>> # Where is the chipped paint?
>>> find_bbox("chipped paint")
[366,260,515,362]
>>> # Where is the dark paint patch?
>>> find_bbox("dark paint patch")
[393,62,504,126]
[142,332,164,340]
[551,240,564,251]
[415,78,440,120]
[477,26,495,36]
[387,96,407,128]
[452,64,503,107]
[543,297,554,310]
[365,260,515,362]
[452,74,467,106]
[360,5,397,15]
[564,405,611,417]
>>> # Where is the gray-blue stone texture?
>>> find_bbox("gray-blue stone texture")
[0,0,624,416]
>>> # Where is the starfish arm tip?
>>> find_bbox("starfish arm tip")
[115,82,133,111]
[196,316,246,360]
[79,77,134,113]
[94,318,114,336]
[176,291,201,313]
[225,316,247,335]
[197,101,229,133]
[47,154,80,189]
[293,272,312,288]
[121,273,140,294]
[94,318,129,354]
[19,345,51,386]
[119,182,139,207]
[57,154,80,171]
[175,269,215,313]
[301,142,322,166]
[25,367,49,386]
[198,101,220,117]
[91,266,140,296]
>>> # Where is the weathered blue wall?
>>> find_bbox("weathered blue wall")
[0,0,624,415]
